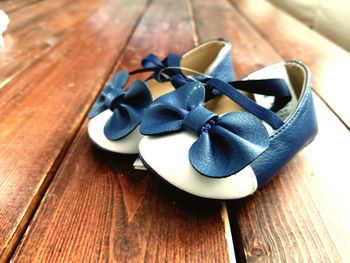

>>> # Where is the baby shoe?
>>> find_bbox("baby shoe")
[88,39,234,154]
[139,61,318,199]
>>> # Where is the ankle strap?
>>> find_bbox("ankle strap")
[206,78,285,129]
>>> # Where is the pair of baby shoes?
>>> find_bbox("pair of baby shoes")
[88,39,318,199]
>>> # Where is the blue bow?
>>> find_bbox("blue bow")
[130,53,181,82]
[88,70,152,140]
[140,82,270,178]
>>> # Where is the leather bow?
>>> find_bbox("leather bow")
[130,53,181,82]
[140,82,270,178]
[88,70,152,140]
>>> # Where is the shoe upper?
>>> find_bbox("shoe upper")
[87,39,234,154]
[248,61,318,186]
[139,61,318,199]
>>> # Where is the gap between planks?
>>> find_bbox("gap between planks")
[0,2,151,262]
[229,0,350,132]
[191,0,350,261]
[11,0,232,262]
[0,0,99,90]
[187,0,237,260]
[230,0,350,130]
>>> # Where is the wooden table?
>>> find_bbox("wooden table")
[1,0,349,262]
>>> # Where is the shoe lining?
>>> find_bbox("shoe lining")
[181,40,229,75]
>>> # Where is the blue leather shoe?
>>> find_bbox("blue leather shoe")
[88,39,234,154]
[139,61,318,199]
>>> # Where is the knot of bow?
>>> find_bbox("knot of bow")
[140,82,270,178]
[88,70,152,140]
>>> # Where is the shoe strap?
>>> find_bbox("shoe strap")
[206,78,285,129]
[169,72,291,120]
[228,79,292,112]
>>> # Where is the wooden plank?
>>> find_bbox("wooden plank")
[4,0,72,32]
[0,0,147,261]
[231,95,350,262]
[13,125,233,262]
[12,0,234,262]
[192,0,281,77]
[232,0,350,128]
[192,0,350,261]
[0,0,100,90]
[0,0,42,13]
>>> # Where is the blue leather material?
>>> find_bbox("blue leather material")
[130,53,181,81]
[169,74,189,88]
[206,78,285,129]
[182,106,216,135]
[203,48,234,97]
[88,70,129,119]
[89,39,236,143]
[88,71,152,140]
[139,58,317,189]
[189,111,269,177]
[169,75,291,112]
[251,79,318,186]
[130,39,235,84]
[209,50,235,83]
[227,79,292,112]
[140,82,205,134]
[140,82,270,178]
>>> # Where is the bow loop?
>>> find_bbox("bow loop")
[189,112,269,177]
[110,70,129,88]
[131,53,181,82]
[141,82,206,135]
[104,87,125,109]
[88,70,129,119]
[141,53,164,69]
[89,70,152,140]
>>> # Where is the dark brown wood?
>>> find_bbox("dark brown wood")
[2,0,348,261]
[192,0,350,261]
[12,0,233,262]
[232,0,350,128]
[0,0,147,261]
[0,0,100,90]
[13,125,233,262]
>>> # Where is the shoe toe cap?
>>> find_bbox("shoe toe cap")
[139,131,258,199]
[88,110,142,154]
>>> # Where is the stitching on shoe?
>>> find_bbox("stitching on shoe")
[270,87,311,139]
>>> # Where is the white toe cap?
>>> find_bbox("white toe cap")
[139,131,258,199]
[88,110,142,154]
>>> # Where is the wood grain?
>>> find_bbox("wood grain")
[191,0,281,78]
[0,0,42,13]
[231,95,350,262]
[0,0,147,261]
[0,0,100,90]
[5,0,72,32]
[12,0,233,262]
[192,0,350,261]
[232,0,350,128]
[14,125,232,262]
